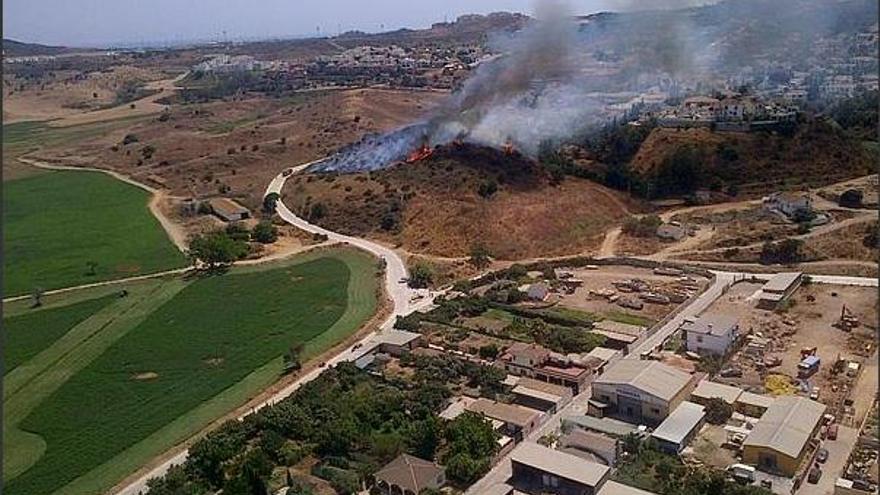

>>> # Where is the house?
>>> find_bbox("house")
[375,329,423,356]
[527,283,551,301]
[650,401,706,454]
[591,360,695,425]
[512,377,573,413]
[510,442,611,495]
[763,191,813,219]
[757,272,803,310]
[742,396,826,476]
[374,454,445,495]
[680,315,740,356]
[597,481,657,495]
[466,398,542,442]
[501,343,601,394]
[207,197,251,222]
[690,380,743,406]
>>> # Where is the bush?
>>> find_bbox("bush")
[477,180,498,198]
[704,397,734,424]
[251,221,278,244]
[122,133,139,145]
[622,215,663,237]
[839,189,864,208]
[478,344,500,360]
[760,239,804,265]
[407,263,434,289]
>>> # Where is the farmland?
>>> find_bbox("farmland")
[2,169,187,296]
[3,248,380,495]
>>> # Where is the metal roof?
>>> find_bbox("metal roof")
[651,401,706,446]
[588,346,619,363]
[598,480,658,495]
[594,360,692,402]
[563,415,639,438]
[762,272,802,293]
[467,398,540,427]
[680,315,738,336]
[736,391,775,409]
[743,396,826,459]
[511,442,609,488]
[691,380,743,405]
[376,329,421,347]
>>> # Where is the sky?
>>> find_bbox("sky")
[2,0,706,48]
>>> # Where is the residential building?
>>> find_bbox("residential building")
[680,315,740,356]
[763,191,813,219]
[374,454,445,495]
[591,360,695,425]
[757,272,803,310]
[501,343,601,394]
[208,198,251,222]
[650,401,706,454]
[512,377,573,413]
[466,398,542,442]
[742,396,826,476]
[375,329,423,356]
[510,442,611,495]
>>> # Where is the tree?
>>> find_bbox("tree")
[477,179,498,198]
[622,215,663,237]
[251,221,278,244]
[405,416,443,460]
[283,344,304,374]
[478,344,500,360]
[468,244,492,270]
[407,263,434,289]
[188,230,250,268]
[262,192,280,213]
[839,189,864,208]
[308,202,327,221]
[704,397,734,425]
[444,453,483,485]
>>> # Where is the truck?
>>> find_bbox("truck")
[727,464,756,483]
[798,355,821,378]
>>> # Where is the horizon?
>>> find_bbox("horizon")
[3,0,713,48]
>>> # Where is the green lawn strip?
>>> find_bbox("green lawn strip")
[482,307,516,323]
[3,280,187,480]
[60,248,380,495]
[5,252,376,495]
[3,169,187,296]
[603,310,655,327]
[3,116,151,155]
[538,306,599,325]
[4,294,118,374]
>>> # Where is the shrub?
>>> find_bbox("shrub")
[122,134,139,145]
[251,221,278,244]
[704,397,734,424]
[622,215,663,237]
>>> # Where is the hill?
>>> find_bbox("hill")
[625,118,876,198]
[284,143,638,260]
[2,38,68,57]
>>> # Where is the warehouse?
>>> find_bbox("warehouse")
[742,396,826,476]
[591,360,694,425]
[757,272,803,310]
[510,442,610,495]
[650,401,706,454]
[511,377,573,413]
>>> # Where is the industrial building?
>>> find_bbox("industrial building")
[757,272,803,310]
[510,442,611,495]
[650,401,706,454]
[742,396,826,476]
[690,380,743,406]
[591,360,695,425]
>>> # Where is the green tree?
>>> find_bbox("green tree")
[704,397,734,425]
[262,192,280,213]
[468,244,492,270]
[251,221,278,244]
[405,416,443,460]
[407,263,434,289]
[187,230,250,268]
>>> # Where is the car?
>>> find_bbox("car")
[817,448,829,463]
[827,423,839,440]
[720,367,743,378]
[808,467,822,484]
[810,387,821,400]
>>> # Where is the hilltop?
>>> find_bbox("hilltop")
[2,38,68,57]
[284,143,638,260]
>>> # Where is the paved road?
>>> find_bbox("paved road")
[114,163,436,495]
[797,425,858,495]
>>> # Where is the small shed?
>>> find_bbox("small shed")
[208,197,251,222]
[650,401,706,454]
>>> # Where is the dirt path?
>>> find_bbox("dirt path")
[598,227,621,258]
[45,73,186,128]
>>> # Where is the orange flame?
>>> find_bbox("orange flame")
[406,143,433,163]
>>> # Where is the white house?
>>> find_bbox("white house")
[763,191,812,219]
[680,315,739,356]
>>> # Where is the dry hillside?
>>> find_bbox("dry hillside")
[629,120,876,197]
[284,143,639,260]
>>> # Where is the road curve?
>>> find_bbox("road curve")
[113,162,433,495]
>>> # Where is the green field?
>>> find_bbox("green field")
[4,248,380,495]
[4,294,118,374]
[3,169,187,296]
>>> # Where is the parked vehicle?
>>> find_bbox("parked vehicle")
[810,387,821,400]
[817,448,829,463]
[721,367,743,378]
[727,464,756,483]
[808,467,822,484]
[827,423,839,440]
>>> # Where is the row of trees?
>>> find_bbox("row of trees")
[187,222,279,268]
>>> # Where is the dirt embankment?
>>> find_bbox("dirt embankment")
[629,120,875,197]
[286,143,641,260]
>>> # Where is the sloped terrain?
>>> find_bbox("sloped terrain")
[285,143,639,260]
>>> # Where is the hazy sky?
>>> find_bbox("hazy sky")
[3,0,671,47]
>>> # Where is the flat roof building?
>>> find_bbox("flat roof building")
[690,380,743,406]
[680,315,740,356]
[592,360,695,425]
[511,442,610,495]
[743,396,826,476]
[758,272,803,310]
[650,401,706,454]
[512,377,573,413]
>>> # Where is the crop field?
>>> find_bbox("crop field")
[3,169,187,296]
[4,294,118,374]
[4,248,380,495]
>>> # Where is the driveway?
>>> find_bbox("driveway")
[797,425,858,495]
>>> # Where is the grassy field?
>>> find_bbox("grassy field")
[3,169,187,296]
[4,248,380,495]
[4,294,118,374]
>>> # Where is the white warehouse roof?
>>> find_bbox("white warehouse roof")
[651,401,706,446]
[511,442,609,488]
[594,360,692,402]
